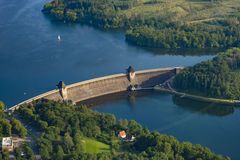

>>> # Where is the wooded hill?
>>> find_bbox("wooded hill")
[173,48,240,100]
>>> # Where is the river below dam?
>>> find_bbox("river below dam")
[0,0,239,159]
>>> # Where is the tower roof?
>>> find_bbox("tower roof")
[57,81,66,89]
[127,66,135,73]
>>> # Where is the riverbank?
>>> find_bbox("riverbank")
[154,85,240,106]
[42,0,240,49]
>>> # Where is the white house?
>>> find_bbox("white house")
[1,137,13,152]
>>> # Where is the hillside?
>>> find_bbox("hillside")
[42,0,240,48]
[173,48,240,99]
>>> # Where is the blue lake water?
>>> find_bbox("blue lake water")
[0,0,239,159]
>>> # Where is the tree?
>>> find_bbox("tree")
[39,147,51,160]
[38,136,53,159]
[14,148,24,160]
[63,132,74,153]
[73,131,83,154]
[54,146,64,160]
[118,119,128,129]
[11,118,27,137]
[66,10,77,21]
[23,145,35,160]
[0,101,5,112]
[1,151,10,160]
[0,119,12,136]
[128,120,142,135]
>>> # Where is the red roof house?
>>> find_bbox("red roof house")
[118,131,127,139]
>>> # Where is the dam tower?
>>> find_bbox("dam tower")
[57,81,68,100]
[127,66,136,82]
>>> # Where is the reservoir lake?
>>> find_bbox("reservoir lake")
[0,0,239,159]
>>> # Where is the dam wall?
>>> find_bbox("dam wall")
[9,67,182,111]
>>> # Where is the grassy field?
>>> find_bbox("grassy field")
[81,137,111,154]
[45,0,240,27]
[120,0,240,25]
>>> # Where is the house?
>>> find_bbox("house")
[1,137,14,152]
[118,130,127,139]
[118,130,136,142]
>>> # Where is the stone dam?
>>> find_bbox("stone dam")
[9,67,183,111]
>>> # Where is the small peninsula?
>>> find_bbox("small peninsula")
[173,48,240,100]
[42,0,240,49]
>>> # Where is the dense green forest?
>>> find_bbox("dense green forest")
[17,100,230,160]
[126,24,240,48]
[0,101,27,138]
[42,0,240,48]
[0,101,33,160]
[173,48,240,99]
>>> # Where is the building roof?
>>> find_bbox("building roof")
[118,130,126,138]
[127,66,135,73]
[2,137,13,146]
[57,81,66,89]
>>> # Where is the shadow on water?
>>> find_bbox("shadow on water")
[78,90,236,117]
[77,90,154,109]
[172,96,235,116]
[42,14,125,33]
[135,47,224,56]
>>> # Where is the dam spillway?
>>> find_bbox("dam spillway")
[9,67,182,111]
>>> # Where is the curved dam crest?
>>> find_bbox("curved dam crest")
[9,67,182,111]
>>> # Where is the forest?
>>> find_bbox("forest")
[16,100,230,160]
[126,24,240,48]
[0,101,27,140]
[42,0,240,48]
[173,48,240,99]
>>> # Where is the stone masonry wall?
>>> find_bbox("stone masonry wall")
[9,67,180,111]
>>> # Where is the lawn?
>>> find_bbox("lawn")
[121,0,240,24]
[81,137,111,154]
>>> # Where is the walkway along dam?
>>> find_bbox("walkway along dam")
[9,67,183,111]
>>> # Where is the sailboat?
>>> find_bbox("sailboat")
[57,35,61,41]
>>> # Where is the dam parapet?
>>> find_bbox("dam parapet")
[8,67,183,111]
